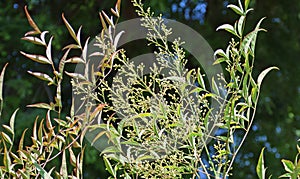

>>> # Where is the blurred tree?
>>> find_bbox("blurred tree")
[0,0,299,178]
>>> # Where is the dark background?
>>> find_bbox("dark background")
[0,0,299,178]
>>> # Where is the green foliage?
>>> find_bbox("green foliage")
[0,0,285,178]
[257,144,300,179]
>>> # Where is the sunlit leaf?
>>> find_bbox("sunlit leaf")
[27,103,54,110]
[1,132,13,145]
[257,148,267,179]
[116,0,121,16]
[101,11,115,28]
[281,159,294,173]
[216,24,237,36]
[65,71,86,80]
[3,143,11,172]
[62,13,79,44]
[9,108,18,136]
[60,150,68,178]
[103,156,116,177]
[82,38,90,63]
[257,67,279,88]
[19,129,28,150]
[33,161,53,179]
[113,30,125,49]
[65,57,85,64]
[237,15,245,37]
[21,36,45,46]
[46,36,53,63]
[20,51,51,64]
[99,12,107,30]
[227,4,244,15]
[69,147,77,167]
[24,6,41,35]
[245,0,250,10]
[0,63,8,115]
[27,71,54,83]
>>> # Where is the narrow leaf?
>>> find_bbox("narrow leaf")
[0,63,8,102]
[256,148,266,179]
[113,30,125,49]
[116,0,121,16]
[101,11,115,28]
[21,36,45,46]
[245,0,250,10]
[59,48,70,74]
[19,129,28,150]
[28,71,54,83]
[227,4,244,15]
[27,103,54,110]
[65,72,86,80]
[60,150,68,178]
[9,109,18,134]
[257,67,279,88]
[33,161,53,179]
[216,24,237,36]
[65,57,85,64]
[20,51,51,64]
[237,15,245,37]
[46,36,53,63]
[99,12,107,30]
[24,6,41,35]
[62,14,78,44]
[103,156,116,177]
[68,148,77,167]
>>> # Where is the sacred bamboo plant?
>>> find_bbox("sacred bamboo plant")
[0,0,279,178]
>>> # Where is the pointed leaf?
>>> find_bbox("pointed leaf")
[9,109,18,134]
[116,0,121,16]
[33,161,53,179]
[257,67,279,88]
[59,48,70,74]
[46,36,53,63]
[99,12,107,30]
[65,57,85,64]
[21,36,45,46]
[227,4,244,15]
[60,150,68,178]
[24,6,41,35]
[68,147,77,167]
[19,129,28,150]
[281,159,294,173]
[237,15,245,37]
[0,63,8,102]
[113,30,125,48]
[27,103,54,110]
[103,156,116,177]
[20,51,51,64]
[82,38,90,63]
[216,24,237,36]
[62,14,79,44]
[65,72,86,80]
[101,11,115,28]
[245,0,250,10]
[257,148,266,179]
[28,71,54,83]
[76,26,82,47]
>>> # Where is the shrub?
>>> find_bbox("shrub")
[0,0,289,178]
